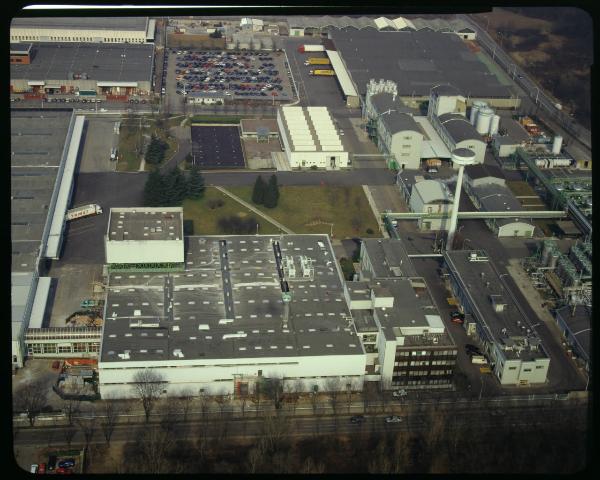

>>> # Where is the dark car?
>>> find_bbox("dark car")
[465,343,480,352]
[350,415,364,424]
[48,455,57,471]
[450,311,465,319]
[58,460,75,469]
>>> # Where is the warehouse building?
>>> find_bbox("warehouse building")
[10,42,154,97]
[444,250,550,386]
[345,277,457,389]
[11,110,85,369]
[105,207,185,268]
[358,238,417,280]
[98,234,366,398]
[10,43,33,64]
[277,106,349,169]
[463,167,535,238]
[328,28,519,109]
[429,112,486,166]
[554,305,591,373]
[409,179,454,231]
[363,83,423,170]
[10,17,155,44]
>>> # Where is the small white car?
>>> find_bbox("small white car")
[385,415,403,424]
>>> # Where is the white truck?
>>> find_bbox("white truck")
[65,204,103,221]
[471,355,488,365]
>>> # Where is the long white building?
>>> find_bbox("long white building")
[277,106,349,170]
[10,17,155,44]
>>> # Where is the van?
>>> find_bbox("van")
[30,465,38,474]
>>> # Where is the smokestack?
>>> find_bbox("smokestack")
[446,148,476,250]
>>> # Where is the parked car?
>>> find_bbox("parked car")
[38,463,46,474]
[451,317,465,325]
[385,415,403,424]
[450,311,465,320]
[58,459,75,469]
[392,389,407,398]
[350,415,364,424]
[55,467,73,475]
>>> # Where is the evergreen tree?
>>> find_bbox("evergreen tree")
[252,175,266,205]
[143,169,166,206]
[263,178,278,209]
[164,167,187,206]
[268,174,280,202]
[187,166,205,199]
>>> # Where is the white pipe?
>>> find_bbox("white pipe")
[446,164,465,250]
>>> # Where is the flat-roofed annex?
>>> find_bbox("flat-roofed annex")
[100,235,363,363]
[107,207,183,242]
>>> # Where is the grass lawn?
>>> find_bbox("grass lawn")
[228,185,380,239]
[183,187,280,235]
[116,118,179,172]
[191,115,243,124]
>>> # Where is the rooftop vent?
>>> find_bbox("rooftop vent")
[173,349,184,358]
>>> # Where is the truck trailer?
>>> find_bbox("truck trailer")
[309,69,335,76]
[297,44,324,53]
[65,204,103,221]
[304,57,331,66]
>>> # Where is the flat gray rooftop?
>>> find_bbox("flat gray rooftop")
[472,183,532,228]
[11,110,72,272]
[108,209,184,242]
[555,305,590,361]
[330,28,514,98]
[10,42,154,83]
[101,235,363,363]
[445,250,547,361]
[11,16,148,32]
[362,238,418,278]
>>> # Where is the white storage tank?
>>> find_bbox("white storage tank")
[552,135,563,155]
[489,114,501,136]
[475,107,494,135]
[469,100,487,125]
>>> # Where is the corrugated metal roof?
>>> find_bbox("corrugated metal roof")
[380,112,420,135]
[29,276,51,329]
[326,49,358,98]
[438,112,481,143]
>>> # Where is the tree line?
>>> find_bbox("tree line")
[252,174,280,209]
[143,166,205,207]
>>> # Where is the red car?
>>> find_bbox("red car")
[37,463,46,474]
[55,467,73,475]
[451,317,464,325]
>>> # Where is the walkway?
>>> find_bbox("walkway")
[214,186,295,234]
[362,185,389,238]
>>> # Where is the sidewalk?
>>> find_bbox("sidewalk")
[362,185,388,238]
[214,186,295,234]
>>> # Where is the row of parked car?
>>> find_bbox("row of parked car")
[166,49,288,100]
[31,457,76,474]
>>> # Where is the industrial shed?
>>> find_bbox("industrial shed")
[409,179,454,230]
[277,106,349,170]
[10,42,154,96]
[471,183,535,237]
[431,113,486,165]
[10,16,154,44]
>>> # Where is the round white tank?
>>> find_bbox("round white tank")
[552,135,563,155]
[475,107,494,135]
[489,114,501,136]
[469,100,487,125]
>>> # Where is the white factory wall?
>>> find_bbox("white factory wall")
[496,222,535,238]
[289,150,349,170]
[389,130,422,170]
[98,353,366,398]
[495,356,550,385]
[409,192,452,231]
[105,239,185,264]
[375,326,397,385]
[10,27,147,43]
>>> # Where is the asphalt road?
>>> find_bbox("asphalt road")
[14,403,586,448]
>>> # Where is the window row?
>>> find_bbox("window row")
[27,342,100,354]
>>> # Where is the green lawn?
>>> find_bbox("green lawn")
[228,185,380,239]
[116,119,179,172]
[183,188,280,235]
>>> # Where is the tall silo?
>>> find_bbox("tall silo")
[469,100,487,125]
[489,114,501,136]
[475,107,494,135]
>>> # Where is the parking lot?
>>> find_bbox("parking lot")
[162,48,294,107]
[191,125,245,169]
[79,118,120,173]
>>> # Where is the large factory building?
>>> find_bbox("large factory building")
[10,17,155,44]
[10,42,155,97]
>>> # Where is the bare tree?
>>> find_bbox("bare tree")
[132,369,166,422]
[378,378,392,413]
[213,388,231,418]
[15,379,48,427]
[135,425,175,474]
[63,424,78,448]
[100,397,121,446]
[175,388,195,422]
[239,390,249,418]
[260,414,289,454]
[264,376,284,411]
[301,456,326,474]
[62,397,81,426]
[252,381,262,417]
[283,380,300,416]
[77,409,97,452]
[158,400,179,434]
[198,388,211,422]
[325,377,342,418]
[346,378,359,414]
[368,439,393,473]
[247,444,266,473]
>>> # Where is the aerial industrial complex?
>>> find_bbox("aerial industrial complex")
[10,16,591,467]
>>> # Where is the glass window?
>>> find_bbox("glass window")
[44,344,57,354]
[58,345,72,353]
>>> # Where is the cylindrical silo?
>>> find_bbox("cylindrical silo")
[552,135,563,155]
[489,114,501,136]
[475,107,494,135]
[469,100,487,125]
